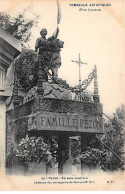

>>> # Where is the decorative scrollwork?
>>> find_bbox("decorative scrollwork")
[74,90,94,102]
[74,69,96,91]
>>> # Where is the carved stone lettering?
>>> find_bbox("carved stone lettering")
[37,112,103,133]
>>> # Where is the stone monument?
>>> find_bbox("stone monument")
[6,27,104,175]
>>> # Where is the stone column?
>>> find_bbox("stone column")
[81,134,85,174]
[58,134,69,175]
[13,76,19,107]
[63,138,72,174]
[37,54,44,95]
[93,65,100,103]
[94,65,98,94]
[0,99,6,172]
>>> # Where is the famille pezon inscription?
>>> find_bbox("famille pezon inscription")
[37,112,103,133]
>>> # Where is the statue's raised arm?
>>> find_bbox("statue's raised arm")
[54,27,59,38]
[48,27,59,41]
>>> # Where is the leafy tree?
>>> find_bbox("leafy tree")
[101,113,124,171]
[115,104,125,124]
[0,6,39,47]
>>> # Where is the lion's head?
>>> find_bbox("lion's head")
[49,38,64,52]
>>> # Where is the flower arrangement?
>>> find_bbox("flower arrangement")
[16,135,51,164]
[80,147,103,167]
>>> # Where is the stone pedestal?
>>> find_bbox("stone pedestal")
[28,162,46,175]
[6,96,103,175]
[72,163,81,175]
[46,158,56,175]
[63,158,72,174]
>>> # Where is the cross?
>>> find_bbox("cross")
[71,54,87,88]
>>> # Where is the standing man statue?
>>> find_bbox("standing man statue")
[35,27,63,80]
[35,1,62,79]
[35,28,48,53]
[35,27,59,54]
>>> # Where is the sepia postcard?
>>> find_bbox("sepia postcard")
[0,0,125,191]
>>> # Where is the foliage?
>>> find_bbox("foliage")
[101,114,124,171]
[80,147,103,167]
[14,50,38,92]
[70,135,106,168]
[51,138,58,165]
[0,6,39,47]
[115,104,125,124]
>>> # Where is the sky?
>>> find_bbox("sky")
[0,0,125,115]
